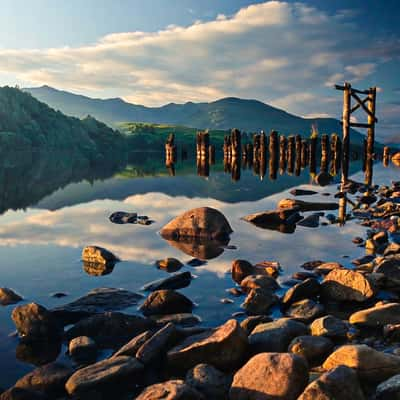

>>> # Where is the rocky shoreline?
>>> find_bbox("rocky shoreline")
[1,179,400,399]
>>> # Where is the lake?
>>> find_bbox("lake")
[0,149,398,389]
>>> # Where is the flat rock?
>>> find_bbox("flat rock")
[323,344,400,383]
[278,198,339,211]
[12,303,62,342]
[186,363,231,399]
[321,269,376,302]
[65,355,143,396]
[142,272,192,291]
[249,318,308,353]
[230,352,309,400]
[52,288,143,324]
[81,245,119,264]
[167,319,248,371]
[288,335,334,365]
[282,278,320,306]
[0,288,23,306]
[136,379,204,400]
[160,207,233,240]
[241,288,278,315]
[140,290,193,316]
[310,315,348,338]
[298,365,365,400]
[15,362,73,396]
[349,302,400,327]
[65,312,155,349]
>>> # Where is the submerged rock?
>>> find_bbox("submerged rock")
[140,290,193,316]
[0,288,22,306]
[167,319,248,371]
[230,352,309,400]
[142,272,192,291]
[160,207,233,240]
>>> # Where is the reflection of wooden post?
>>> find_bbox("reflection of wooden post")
[330,134,341,176]
[269,130,278,180]
[309,136,317,176]
[362,138,367,172]
[383,146,390,167]
[253,134,260,175]
[196,131,209,177]
[279,135,287,174]
[341,82,351,183]
[181,146,188,161]
[301,140,308,169]
[295,134,301,176]
[231,157,241,182]
[245,143,253,168]
[287,135,295,175]
[320,134,329,173]
[208,145,215,165]
[259,131,267,180]
[338,195,347,226]
[231,129,241,160]
[165,133,177,167]
[365,87,376,186]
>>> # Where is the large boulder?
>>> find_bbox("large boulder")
[349,302,400,327]
[323,344,400,383]
[160,207,233,240]
[249,318,308,353]
[230,352,309,400]
[140,290,193,316]
[65,312,155,348]
[186,363,231,399]
[11,303,62,342]
[321,269,375,302]
[65,355,143,396]
[298,365,365,400]
[136,380,204,400]
[167,319,248,371]
[14,362,73,396]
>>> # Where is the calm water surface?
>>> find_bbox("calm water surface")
[0,151,398,388]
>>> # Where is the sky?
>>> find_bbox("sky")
[0,0,399,140]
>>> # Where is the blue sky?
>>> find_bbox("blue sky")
[0,0,399,140]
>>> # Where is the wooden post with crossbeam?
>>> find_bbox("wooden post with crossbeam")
[335,82,377,186]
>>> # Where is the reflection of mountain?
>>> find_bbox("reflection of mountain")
[0,150,125,214]
[25,85,368,144]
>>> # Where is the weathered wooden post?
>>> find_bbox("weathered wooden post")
[279,135,287,174]
[287,135,295,175]
[268,130,278,180]
[330,134,340,176]
[383,146,390,167]
[365,87,376,186]
[231,128,241,160]
[320,134,329,173]
[341,82,351,183]
[165,133,177,166]
[309,135,317,176]
[338,195,348,226]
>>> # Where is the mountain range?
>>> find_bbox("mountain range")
[25,85,369,145]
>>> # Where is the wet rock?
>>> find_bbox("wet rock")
[278,198,339,211]
[136,323,179,365]
[160,207,233,240]
[240,274,279,293]
[187,258,207,267]
[140,290,193,316]
[292,271,318,280]
[241,288,278,315]
[231,259,254,284]
[288,335,334,366]
[0,388,49,400]
[375,373,400,399]
[289,188,318,196]
[52,288,143,324]
[16,340,61,367]
[300,260,325,270]
[109,211,137,224]
[227,287,243,297]
[310,315,348,338]
[0,288,22,305]
[254,261,281,278]
[249,318,308,353]
[167,319,248,371]
[136,380,204,400]
[313,262,344,275]
[155,257,183,272]
[65,312,155,349]
[186,363,231,399]
[315,172,333,186]
[240,315,272,335]
[11,303,62,342]
[242,207,300,228]
[321,269,376,302]
[50,292,67,298]
[81,245,119,264]
[142,272,192,291]
[286,299,324,323]
[150,313,202,327]
[113,330,154,358]
[352,237,364,245]
[298,365,365,400]
[323,344,400,383]
[349,302,400,327]
[282,278,320,306]
[230,352,309,400]
[297,214,321,228]
[384,243,400,256]
[65,355,143,396]
[384,324,400,342]
[68,336,97,364]
[14,362,72,396]
[352,254,375,266]
[374,258,400,287]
